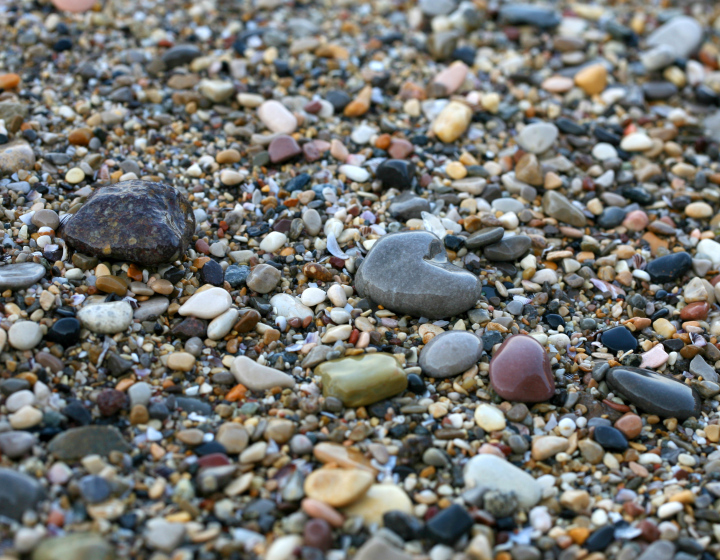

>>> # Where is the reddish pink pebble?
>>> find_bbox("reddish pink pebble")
[388,139,414,159]
[197,453,231,467]
[622,210,649,232]
[301,498,345,528]
[52,0,96,11]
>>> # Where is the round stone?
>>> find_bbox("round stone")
[178,287,232,319]
[0,263,46,291]
[8,321,43,350]
[246,264,282,294]
[474,404,506,432]
[489,334,555,403]
[517,122,559,154]
[419,330,483,378]
[77,301,133,334]
[304,467,374,507]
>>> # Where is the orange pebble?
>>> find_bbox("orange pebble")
[226,384,247,402]
[0,73,20,90]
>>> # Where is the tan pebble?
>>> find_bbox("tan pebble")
[574,63,607,95]
[167,352,196,371]
[304,467,374,508]
[446,161,467,180]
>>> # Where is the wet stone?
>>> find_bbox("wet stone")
[224,264,250,288]
[601,326,637,353]
[606,366,702,420]
[389,192,431,221]
[426,504,473,545]
[489,334,555,402]
[45,317,81,347]
[466,227,505,250]
[355,231,481,319]
[62,180,195,265]
[645,252,692,282]
[419,331,483,378]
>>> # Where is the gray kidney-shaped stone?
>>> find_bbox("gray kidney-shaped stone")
[355,231,481,319]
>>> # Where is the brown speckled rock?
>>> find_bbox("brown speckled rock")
[62,180,195,265]
[489,334,555,403]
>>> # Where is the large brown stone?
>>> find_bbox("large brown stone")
[489,334,555,402]
[62,180,195,265]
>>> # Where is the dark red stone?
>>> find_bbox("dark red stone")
[489,334,555,402]
[303,518,332,551]
[96,389,127,416]
[680,301,710,321]
[197,453,231,468]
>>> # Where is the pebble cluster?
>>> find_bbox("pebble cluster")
[3,0,720,559]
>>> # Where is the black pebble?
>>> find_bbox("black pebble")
[383,510,425,541]
[426,504,474,545]
[543,313,565,328]
[376,159,416,190]
[201,260,224,286]
[645,252,692,283]
[593,425,628,452]
[53,38,72,52]
[45,317,81,347]
[406,374,425,395]
[584,525,616,552]
[601,326,637,352]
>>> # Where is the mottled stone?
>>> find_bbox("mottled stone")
[645,252,692,282]
[606,366,701,420]
[489,334,555,402]
[32,534,115,560]
[0,262,46,290]
[483,235,532,261]
[315,353,407,407]
[0,141,35,174]
[464,454,542,508]
[355,231,481,319]
[63,181,195,265]
[48,425,131,460]
[0,468,45,521]
[419,331,483,378]
[543,191,586,227]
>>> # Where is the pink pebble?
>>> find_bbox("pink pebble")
[639,344,669,369]
[301,498,345,527]
[622,210,649,232]
[478,443,505,458]
[52,0,97,12]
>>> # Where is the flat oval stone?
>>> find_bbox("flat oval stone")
[62,180,195,266]
[315,353,407,407]
[0,262,45,290]
[489,334,555,402]
[419,331,483,378]
[463,454,542,509]
[601,326,637,353]
[606,366,701,420]
[645,252,692,282]
[178,287,232,319]
[355,231,481,319]
[517,122,559,153]
[466,227,505,250]
[483,235,532,262]
[77,301,133,334]
[48,425,131,460]
[230,356,296,392]
[304,467,374,508]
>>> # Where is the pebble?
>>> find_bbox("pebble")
[230,356,296,391]
[432,101,472,143]
[0,263,46,290]
[257,100,298,134]
[341,484,412,526]
[489,334,555,402]
[8,321,42,350]
[464,454,542,508]
[517,123,558,154]
[77,301,133,334]
[645,252,692,282]
[0,141,35,174]
[315,353,407,407]
[601,325,637,352]
[48,425,132,460]
[474,404,506,432]
[606,366,702,420]
[0,469,45,521]
[178,287,232,319]
[356,231,481,319]
[63,181,195,265]
[304,467,374,507]
[246,264,282,293]
[419,331,483,378]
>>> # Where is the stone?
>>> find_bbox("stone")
[647,16,703,59]
[354,538,414,560]
[515,153,543,186]
[46,317,81,347]
[543,191,586,227]
[77,301,133,334]
[268,135,302,163]
[432,101,472,143]
[32,533,115,560]
[593,425,628,452]
[8,321,42,350]
[464,454,542,508]
[601,326,637,352]
[499,4,561,28]
[606,366,701,420]
[474,404,506,432]
[489,334,555,402]
[314,442,377,473]
[419,330,483,378]
[230,356,296,391]
[144,519,186,552]
[134,297,169,321]
[259,231,287,253]
[355,231,482,319]
[689,354,718,383]
[207,308,239,340]
[466,227,505,250]
[342,484,412,526]
[483,235,533,261]
[376,159,416,190]
[0,263,45,290]
[614,414,643,439]
[0,468,45,521]
[0,141,35,174]
[0,431,36,459]
[389,192,430,220]
[178,287,232,319]
[531,436,569,460]
[62,181,195,265]
[517,123,558,154]
[48,425,131,460]
[216,423,249,454]
[162,44,201,69]
[270,293,314,321]
[620,133,653,151]
[246,264,282,293]
[645,252,692,282]
[304,467,374,507]
[574,63,607,95]
[316,353,407,407]
[198,79,234,102]
[426,504,474,545]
